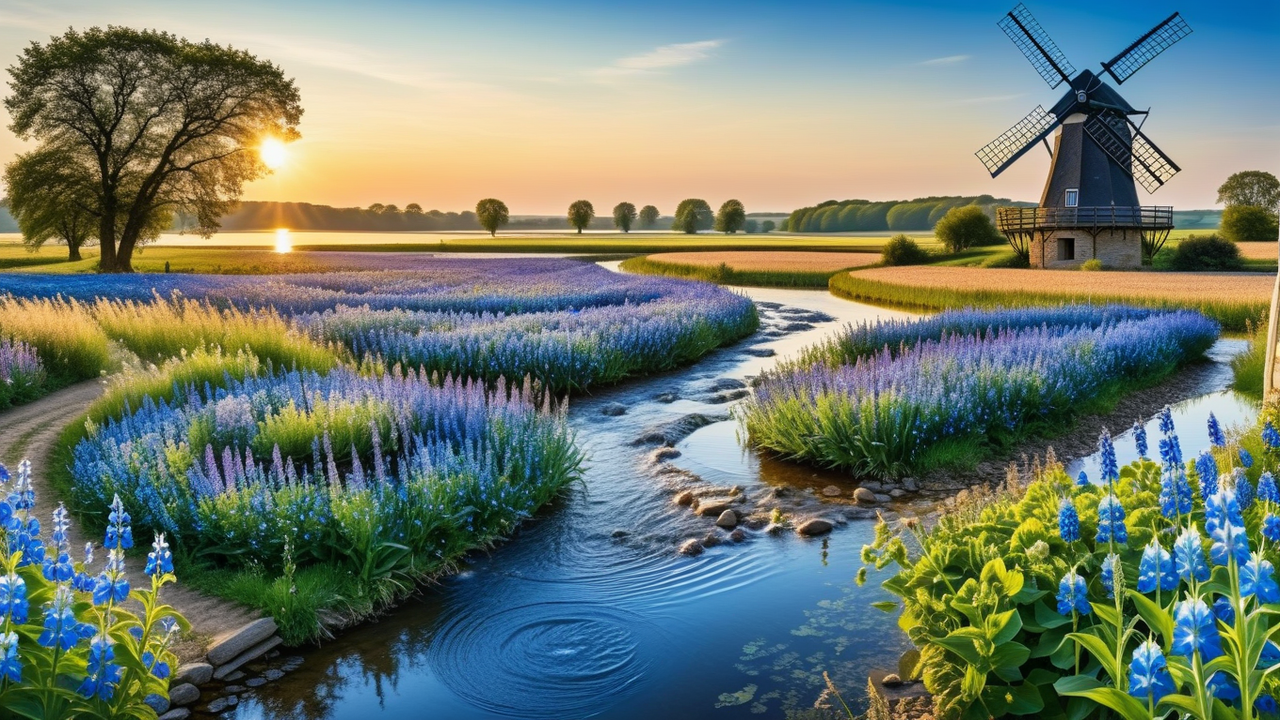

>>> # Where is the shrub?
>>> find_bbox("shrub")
[880,234,930,266]
[1221,204,1280,243]
[0,338,46,409]
[0,296,112,384]
[1169,233,1244,271]
[935,205,1003,253]
[1080,258,1104,271]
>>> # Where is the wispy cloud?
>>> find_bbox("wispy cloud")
[592,39,725,79]
[917,54,971,66]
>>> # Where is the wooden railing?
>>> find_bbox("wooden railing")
[996,206,1175,233]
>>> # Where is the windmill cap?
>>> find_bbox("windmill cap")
[1049,69,1139,119]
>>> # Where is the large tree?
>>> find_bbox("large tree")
[612,202,637,233]
[672,199,712,234]
[5,26,303,272]
[638,205,660,229]
[475,198,509,236]
[1217,171,1280,211]
[4,145,98,260]
[714,199,746,233]
[568,199,594,234]
[934,205,1002,253]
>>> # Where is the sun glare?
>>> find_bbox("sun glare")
[260,138,288,170]
[274,228,292,253]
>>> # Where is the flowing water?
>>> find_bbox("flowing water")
[224,278,1257,720]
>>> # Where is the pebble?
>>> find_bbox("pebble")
[168,684,200,707]
[144,694,170,714]
[246,678,267,688]
[882,673,903,687]
[221,671,246,682]
[158,710,191,720]
[207,618,278,666]
[279,657,305,673]
[874,493,893,504]
[889,489,907,499]
[674,490,695,506]
[854,488,878,504]
[729,529,747,543]
[902,477,920,492]
[204,696,239,714]
[175,663,214,687]
[611,529,630,538]
[695,497,737,517]
[821,485,842,497]
[600,402,627,416]
[701,533,722,548]
[224,685,246,694]
[715,509,738,529]
[679,539,704,556]
[796,518,834,536]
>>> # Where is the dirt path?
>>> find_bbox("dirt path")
[0,380,259,662]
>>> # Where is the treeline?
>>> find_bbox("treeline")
[782,196,1031,233]
[190,201,669,232]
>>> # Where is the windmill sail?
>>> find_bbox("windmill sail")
[976,105,1061,177]
[998,4,1076,88]
[1083,115,1181,193]
[1101,13,1192,84]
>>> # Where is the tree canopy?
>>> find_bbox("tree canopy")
[934,205,1003,253]
[612,202,637,233]
[1217,171,1280,212]
[672,199,713,234]
[638,205,660,229]
[4,145,98,260]
[475,198,509,236]
[5,26,303,272]
[714,199,746,233]
[780,195,1024,233]
[567,200,595,234]
[1221,204,1279,243]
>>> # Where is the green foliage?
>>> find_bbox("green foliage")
[567,199,595,234]
[1232,317,1267,398]
[1221,205,1279,243]
[672,199,713,233]
[612,202,637,232]
[935,205,1003,254]
[881,234,930,266]
[715,199,746,234]
[1080,259,1104,272]
[4,146,98,260]
[761,220,776,233]
[743,219,760,234]
[638,205,661,229]
[1169,234,1244,271]
[1217,170,1280,211]
[783,195,1023,234]
[475,198,510,236]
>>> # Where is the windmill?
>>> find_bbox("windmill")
[977,4,1191,268]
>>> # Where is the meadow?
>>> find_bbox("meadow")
[739,306,1219,477]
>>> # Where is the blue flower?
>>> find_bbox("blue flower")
[41,551,74,584]
[1133,420,1149,459]
[1264,421,1280,450]
[1258,695,1279,714]
[77,634,123,701]
[1241,448,1255,469]
[1261,641,1280,669]
[1056,570,1091,616]
[1242,553,1280,603]
[1209,671,1241,701]
[1261,473,1280,505]
[142,651,171,680]
[104,495,134,550]
[1100,553,1120,599]
[1172,598,1223,661]
[8,459,34,511]
[0,632,18,683]
[1213,595,1235,626]
[145,533,173,577]
[1206,489,1251,566]
[1160,434,1183,471]
[1266,514,1280,542]
[92,549,129,606]
[1127,640,1175,703]
[1076,470,1089,487]
[0,573,27,624]
[1096,494,1127,545]
[1197,451,1220,499]
[1159,469,1193,519]
[1138,541,1178,593]
[1238,470,1257,511]
[1208,412,1227,448]
[1159,406,1176,436]
[1174,528,1210,583]
[1099,428,1119,483]
[1058,498,1080,543]
[37,588,81,652]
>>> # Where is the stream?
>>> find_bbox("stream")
[224,278,1257,720]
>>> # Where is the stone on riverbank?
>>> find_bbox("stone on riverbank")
[796,518,834,536]
[695,496,738,517]
[213,636,284,680]
[679,539,704,556]
[821,485,842,497]
[208,618,278,666]
[175,662,213,687]
[600,402,627,416]
[674,490,695,506]
[716,509,738,529]
[158,710,191,720]
[854,487,877,505]
[168,684,200,707]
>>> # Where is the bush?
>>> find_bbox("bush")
[934,205,1003,253]
[1080,258,1104,271]
[1221,204,1279,243]
[880,234,930,266]
[1169,233,1243,271]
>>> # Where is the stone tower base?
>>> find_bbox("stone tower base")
[1029,228,1142,269]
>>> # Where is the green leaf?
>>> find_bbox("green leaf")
[871,601,898,613]
[1066,632,1120,683]
[1126,590,1174,647]
[1034,600,1072,629]
[990,642,1031,672]
[992,609,1023,646]
[1054,676,1152,720]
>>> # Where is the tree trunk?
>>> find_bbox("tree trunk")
[115,233,137,273]
[67,243,82,262]
[97,211,117,272]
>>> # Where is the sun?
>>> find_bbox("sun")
[274,228,292,253]
[259,138,288,170]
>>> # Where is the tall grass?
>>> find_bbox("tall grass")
[1231,316,1268,397]
[0,296,113,384]
[620,255,839,288]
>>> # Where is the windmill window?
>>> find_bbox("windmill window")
[1057,237,1076,261]
[1065,189,1079,207]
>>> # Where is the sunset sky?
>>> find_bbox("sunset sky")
[1,0,1277,215]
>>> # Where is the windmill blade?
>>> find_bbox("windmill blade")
[1101,12,1192,85]
[976,105,1062,177]
[998,4,1076,88]
[1082,115,1181,193]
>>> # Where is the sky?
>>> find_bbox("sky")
[0,0,1277,215]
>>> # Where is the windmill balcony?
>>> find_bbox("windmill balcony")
[996,205,1174,233]
[997,206,1173,269]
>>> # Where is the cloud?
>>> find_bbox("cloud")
[593,39,725,79]
[917,54,971,66]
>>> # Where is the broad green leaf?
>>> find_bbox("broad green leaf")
[1126,590,1173,647]
[871,601,898,613]
[1054,676,1151,720]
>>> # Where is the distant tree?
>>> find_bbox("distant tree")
[568,200,595,234]
[1221,204,1280,243]
[6,27,302,272]
[638,205,660,229]
[714,199,746,233]
[1218,171,1280,211]
[405,203,423,215]
[367,203,386,214]
[612,202,637,233]
[381,204,399,215]
[744,219,760,234]
[761,220,776,233]
[672,199,713,234]
[5,146,97,260]
[934,205,1002,253]
[475,198,510,236]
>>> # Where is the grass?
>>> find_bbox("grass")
[619,255,848,288]
[831,266,1271,332]
[0,296,114,384]
[1232,317,1268,398]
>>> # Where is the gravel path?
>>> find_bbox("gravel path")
[0,380,259,661]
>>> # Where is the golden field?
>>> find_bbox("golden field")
[643,251,881,272]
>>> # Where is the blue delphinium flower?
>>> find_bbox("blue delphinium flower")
[1242,553,1280,603]
[1172,598,1223,661]
[0,631,18,683]
[1099,428,1119,483]
[145,533,174,577]
[1058,498,1080,543]
[1127,639,1175,703]
[1238,469,1257,511]
[1138,541,1178,593]
[1264,421,1280,451]
[1266,514,1280,543]
[1197,451,1220,499]
[103,495,133,550]
[1241,447,1255,469]
[38,587,81,652]
[1205,489,1251,566]
[1261,473,1280,505]
[1096,494,1128,545]
[1258,695,1280,714]
[92,549,129,606]
[73,542,95,593]
[1262,641,1280,669]
[1209,672,1241,702]
[1174,527,1211,583]
[0,572,27,624]
[1208,412,1227,448]
[78,634,123,701]
[1213,595,1235,626]
[1159,468,1193,519]
[1133,420,1149,459]
[1100,553,1121,598]
[1056,570,1091,616]
[1076,470,1089,487]
[141,651,171,680]
[9,459,34,511]
[1159,406,1176,435]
